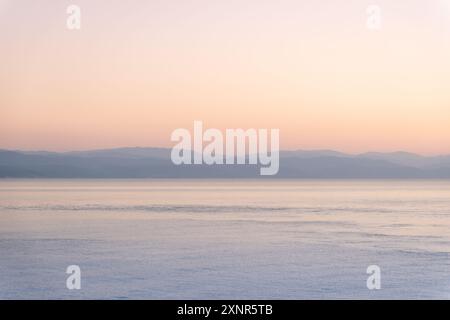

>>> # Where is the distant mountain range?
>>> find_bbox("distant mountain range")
[1,147,450,178]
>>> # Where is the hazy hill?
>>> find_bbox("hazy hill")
[1,148,450,178]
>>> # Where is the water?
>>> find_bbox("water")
[0,179,449,299]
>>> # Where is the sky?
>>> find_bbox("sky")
[1,0,450,154]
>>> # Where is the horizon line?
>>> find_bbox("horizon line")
[1,146,449,158]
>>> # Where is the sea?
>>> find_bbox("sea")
[0,179,449,299]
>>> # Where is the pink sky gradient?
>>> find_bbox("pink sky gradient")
[1,0,450,154]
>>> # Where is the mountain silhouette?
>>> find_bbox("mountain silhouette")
[1,148,450,178]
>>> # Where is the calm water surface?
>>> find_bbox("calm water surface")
[0,179,449,299]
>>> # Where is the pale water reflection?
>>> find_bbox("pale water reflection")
[0,180,449,299]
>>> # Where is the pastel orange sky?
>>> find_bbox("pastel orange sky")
[1,0,450,154]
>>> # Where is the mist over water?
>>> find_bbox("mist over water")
[0,179,449,299]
